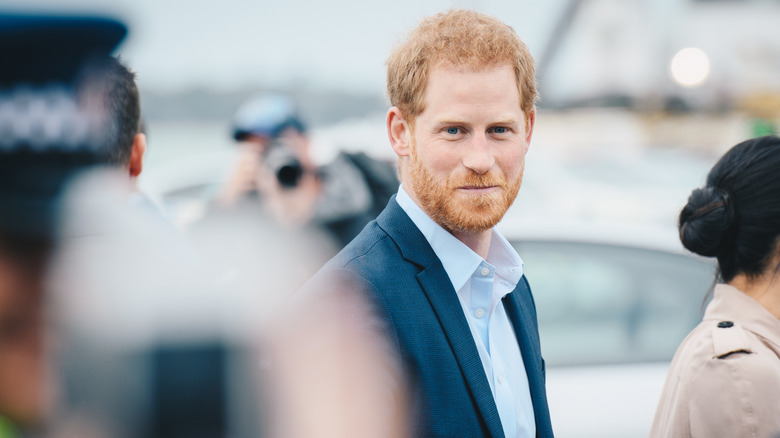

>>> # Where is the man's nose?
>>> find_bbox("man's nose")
[461,134,494,175]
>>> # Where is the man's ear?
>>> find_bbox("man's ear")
[128,133,147,178]
[524,108,536,153]
[387,107,411,158]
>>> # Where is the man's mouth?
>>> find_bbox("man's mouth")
[459,185,499,192]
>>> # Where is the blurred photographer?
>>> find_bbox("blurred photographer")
[216,93,398,248]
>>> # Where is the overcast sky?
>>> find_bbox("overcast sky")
[8,0,779,103]
[8,0,565,95]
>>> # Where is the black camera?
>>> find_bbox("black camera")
[262,138,304,188]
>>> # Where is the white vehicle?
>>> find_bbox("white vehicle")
[500,220,715,438]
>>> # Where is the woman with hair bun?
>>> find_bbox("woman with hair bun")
[650,135,780,437]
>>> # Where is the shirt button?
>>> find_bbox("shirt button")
[474,308,485,318]
[717,321,734,328]
[480,267,490,276]
[498,375,504,384]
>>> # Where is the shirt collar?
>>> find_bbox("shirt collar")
[487,228,524,289]
[396,185,523,292]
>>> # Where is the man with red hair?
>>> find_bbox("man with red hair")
[295,9,554,438]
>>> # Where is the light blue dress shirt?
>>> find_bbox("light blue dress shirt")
[396,185,536,438]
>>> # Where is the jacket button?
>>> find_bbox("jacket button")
[717,321,734,328]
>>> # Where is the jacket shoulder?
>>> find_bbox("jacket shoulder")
[315,220,410,294]
[710,320,753,359]
[651,319,780,438]
[707,321,780,384]
[682,321,780,437]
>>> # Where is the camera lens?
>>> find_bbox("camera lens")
[276,162,303,188]
[263,139,303,188]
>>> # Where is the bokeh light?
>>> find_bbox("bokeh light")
[670,47,711,88]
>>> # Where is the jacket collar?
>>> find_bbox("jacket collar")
[504,282,554,438]
[375,195,439,269]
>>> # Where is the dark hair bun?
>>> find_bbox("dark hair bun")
[679,187,736,257]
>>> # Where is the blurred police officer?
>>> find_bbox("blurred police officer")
[0,12,127,436]
[0,12,293,438]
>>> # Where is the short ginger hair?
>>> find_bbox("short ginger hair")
[386,9,538,125]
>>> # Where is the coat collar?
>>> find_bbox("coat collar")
[706,284,780,352]
[375,195,438,268]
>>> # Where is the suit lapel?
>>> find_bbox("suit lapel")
[377,197,505,438]
[503,279,554,438]
[417,266,506,438]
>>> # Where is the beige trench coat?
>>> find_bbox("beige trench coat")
[650,284,780,438]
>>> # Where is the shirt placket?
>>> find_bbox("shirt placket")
[491,332,518,438]
[470,262,494,355]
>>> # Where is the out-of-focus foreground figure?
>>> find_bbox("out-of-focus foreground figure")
[0,231,51,436]
[0,12,127,436]
[1,11,410,438]
[650,135,780,438]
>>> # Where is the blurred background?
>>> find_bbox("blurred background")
[10,0,780,231]
[3,0,780,437]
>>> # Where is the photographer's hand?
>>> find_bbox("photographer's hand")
[255,168,321,228]
[217,143,263,206]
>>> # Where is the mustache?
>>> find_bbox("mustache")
[448,171,506,189]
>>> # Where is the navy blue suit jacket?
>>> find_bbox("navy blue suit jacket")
[305,196,554,437]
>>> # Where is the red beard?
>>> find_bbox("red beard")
[408,144,523,234]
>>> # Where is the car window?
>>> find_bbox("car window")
[511,240,716,367]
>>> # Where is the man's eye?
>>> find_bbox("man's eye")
[493,127,507,134]
[445,127,460,135]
